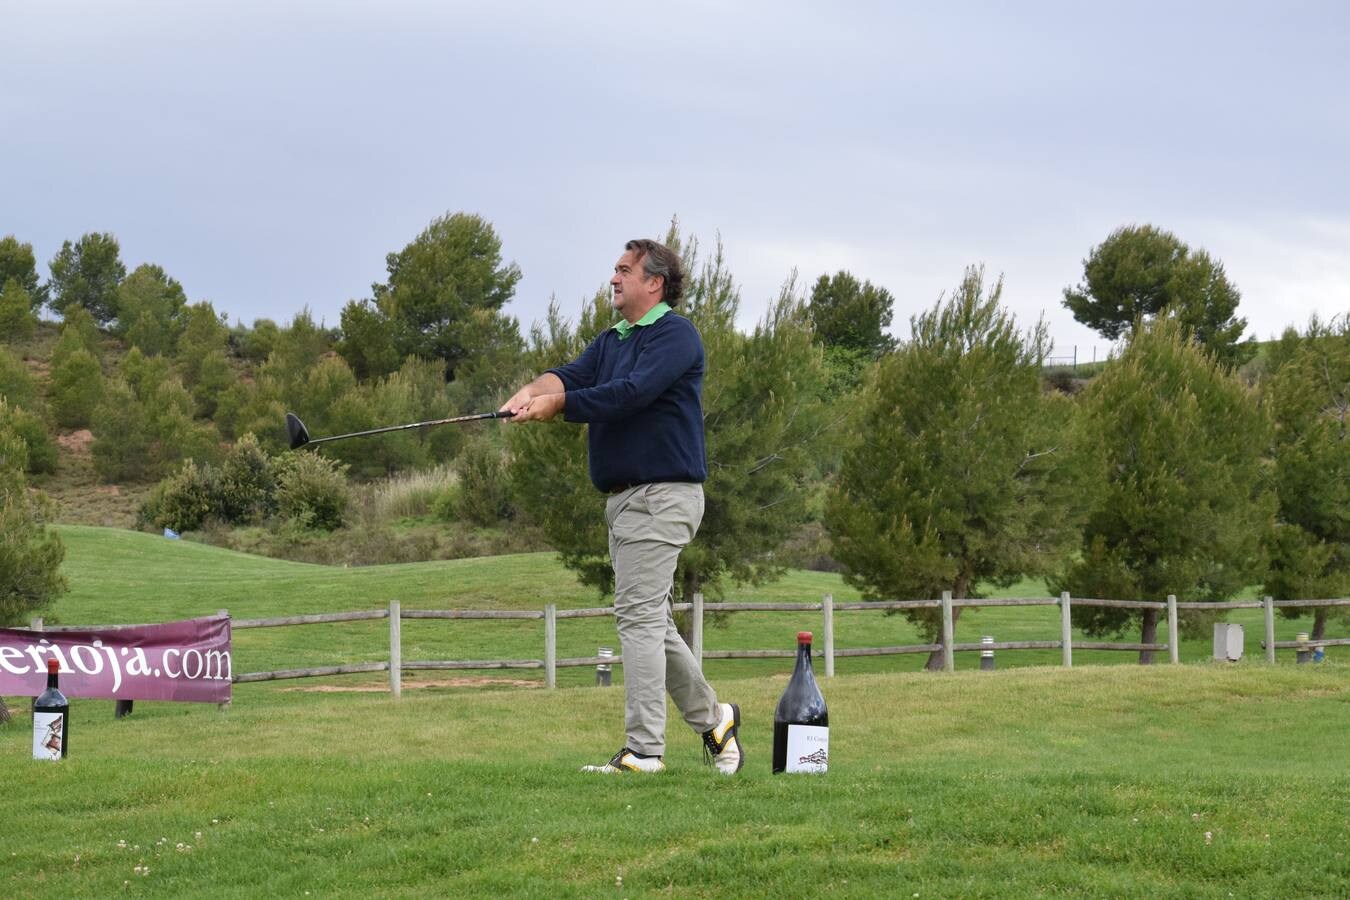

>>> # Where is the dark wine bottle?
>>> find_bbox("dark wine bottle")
[33,659,69,761]
[772,631,828,773]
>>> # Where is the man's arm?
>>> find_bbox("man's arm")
[500,372,565,422]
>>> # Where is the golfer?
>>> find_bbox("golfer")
[501,238,743,775]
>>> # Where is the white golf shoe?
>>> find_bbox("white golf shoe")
[581,748,666,774]
[701,702,744,774]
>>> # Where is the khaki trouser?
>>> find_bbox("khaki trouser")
[605,482,719,756]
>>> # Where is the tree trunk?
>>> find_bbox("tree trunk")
[1312,609,1327,642]
[923,573,971,671]
[0,696,10,725]
[1138,609,1160,665]
[674,568,701,647]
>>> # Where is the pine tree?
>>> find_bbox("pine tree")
[826,266,1091,668]
[47,232,126,323]
[1051,317,1275,661]
[1264,314,1350,639]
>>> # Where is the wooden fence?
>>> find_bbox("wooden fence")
[217,593,1350,693]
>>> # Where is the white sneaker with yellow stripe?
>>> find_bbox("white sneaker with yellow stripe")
[581,748,666,774]
[702,702,743,774]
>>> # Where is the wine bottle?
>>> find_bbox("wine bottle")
[772,631,828,773]
[33,659,69,761]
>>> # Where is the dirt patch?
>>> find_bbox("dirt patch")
[56,429,95,453]
[282,676,542,693]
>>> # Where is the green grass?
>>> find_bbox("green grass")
[3,526,1347,896]
[3,664,1347,896]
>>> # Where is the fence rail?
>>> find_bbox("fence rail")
[225,593,1347,689]
[32,595,1347,692]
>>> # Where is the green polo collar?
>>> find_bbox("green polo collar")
[613,302,671,340]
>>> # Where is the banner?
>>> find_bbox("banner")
[0,615,231,704]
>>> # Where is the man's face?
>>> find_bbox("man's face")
[610,250,662,317]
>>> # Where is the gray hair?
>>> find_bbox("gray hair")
[624,239,685,305]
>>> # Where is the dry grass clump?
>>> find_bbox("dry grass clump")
[364,465,457,521]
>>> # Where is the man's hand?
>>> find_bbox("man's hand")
[508,392,565,423]
[500,373,566,419]
[500,386,535,417]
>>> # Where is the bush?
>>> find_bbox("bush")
[217,434,276,523]
[91,378,152,482]
[49,347,104,428]
[0,421,65,624]
[275,452,351,531]
[0,493,67,625]
[0,278,36,343]
[0,400,57,475]
[140,459,219,532]
[451,438,513,526]
[0,347,38,411]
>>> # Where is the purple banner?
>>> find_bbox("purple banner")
[0,615,231,703]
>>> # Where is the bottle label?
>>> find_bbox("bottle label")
[33,712,65,761]
[785,724,828,773]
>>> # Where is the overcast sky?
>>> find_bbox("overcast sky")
[4,0,1348,362]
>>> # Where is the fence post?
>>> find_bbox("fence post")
[980,636,995,671]
[30,616,42,630]
[823,594,835,678]
[389,600,401,699]
[1167,595,1179,664]
[941,591,955,672]
[1263,596,1276,663]
[692,592,704,668]
[215,608,230,711]
[1295,632,1311,665]
[544,603,557,689]
[1060,592,1073,668]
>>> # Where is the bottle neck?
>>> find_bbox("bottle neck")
[47,669,58,690]
[796,642,813,666]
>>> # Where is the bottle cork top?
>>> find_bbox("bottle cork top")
[797,631,812,643]
[47,659,59,673]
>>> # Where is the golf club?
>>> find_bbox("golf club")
[285,410,513,450]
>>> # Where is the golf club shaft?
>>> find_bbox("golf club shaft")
[305,410,512,446]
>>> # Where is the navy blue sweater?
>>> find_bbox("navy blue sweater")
[549,313,708,492]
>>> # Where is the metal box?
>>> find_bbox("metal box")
[1213,623,1244,661]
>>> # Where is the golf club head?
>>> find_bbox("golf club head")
[285,413,311,450]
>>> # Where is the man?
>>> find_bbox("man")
[501,239,743,775]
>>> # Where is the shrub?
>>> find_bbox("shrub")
[0,400,57,475]
[218,434,276,523]
[91,378,152,482]
[0,278,36,342]
[0,493,67,625]
[140,459,219,532]
[275,452,350,531]
[49,347,104,428]
[0,421,65,624]
[452,437,513,526]
[0,347,38,411]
